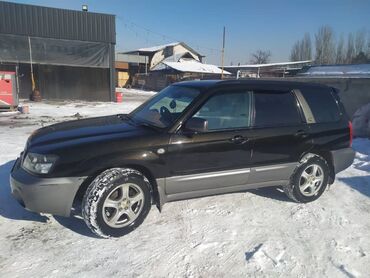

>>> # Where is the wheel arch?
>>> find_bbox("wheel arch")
[73,164,160,211]
[124,164,160,208]
[300,150,335,184]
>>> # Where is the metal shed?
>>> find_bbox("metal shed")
[0,1,116,101]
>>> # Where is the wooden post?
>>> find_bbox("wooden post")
[221,26,225,79]
[28,36,35,91]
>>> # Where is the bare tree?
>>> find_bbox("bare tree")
[299,40,305,60]
[250,50,271,64]
[290,41,300,61]
[302,33,312,60]
[315,25,335,64]
[346,33,355,63]
[336,34,346,64]
[352,52,370,64]
[351,30,369,64]
[290,33,312,61]
[354,29,366,56]
[291,26,369,65]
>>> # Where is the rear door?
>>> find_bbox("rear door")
[248,90,312,184]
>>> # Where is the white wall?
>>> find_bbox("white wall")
[150,44,200,68]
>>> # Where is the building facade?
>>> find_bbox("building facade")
[0,1,116,101]
[117,42,230,91]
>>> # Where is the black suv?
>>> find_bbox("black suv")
[10,80,355,237]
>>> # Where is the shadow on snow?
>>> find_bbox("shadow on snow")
[338,175,370,198]
[248,186,294,203]
[0,160,48,223]
[0,160,99,238]
[2,157,368,238]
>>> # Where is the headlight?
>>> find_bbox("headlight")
[22,153,58,174]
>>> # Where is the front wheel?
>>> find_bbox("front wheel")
[283,155,330,203]
[82,168,151,238]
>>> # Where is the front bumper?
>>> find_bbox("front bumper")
[10,159,86,216]
[331,147,356,174]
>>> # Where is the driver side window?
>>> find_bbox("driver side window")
[192,91,252,131]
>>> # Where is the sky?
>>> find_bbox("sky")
[6,0,370,65]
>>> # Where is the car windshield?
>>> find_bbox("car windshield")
[129,85,200,128]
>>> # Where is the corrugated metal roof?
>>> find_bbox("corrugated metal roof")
[122,42,203,57]
[298,64,370,77]
[154,59,231,75]
[136,42,180,52]
[0,1,115,43]
[224,60,312,69]
[115,53,147,64]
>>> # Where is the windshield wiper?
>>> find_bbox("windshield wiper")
[136,121,161,131]
[117,114,129,120]
[118,114,136,124]
[118,114,160,130]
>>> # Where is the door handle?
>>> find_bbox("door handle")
[295,130,308,138]
[230,135,249,144]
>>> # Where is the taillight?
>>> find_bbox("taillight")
[348,121,353,147]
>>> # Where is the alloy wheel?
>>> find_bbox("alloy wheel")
[298,164,324,197]
[102,183,145,228]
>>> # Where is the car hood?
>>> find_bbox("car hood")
[27,115,154,148]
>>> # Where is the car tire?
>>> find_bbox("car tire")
[82,168,152,238]
[283,155,330,203]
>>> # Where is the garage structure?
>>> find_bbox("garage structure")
[0,1,116,101]
[122,42,204,72]
[117,42,230,90]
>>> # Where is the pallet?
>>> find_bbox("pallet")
[0,105,18,112]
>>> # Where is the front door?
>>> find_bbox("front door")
[165,89,254,195]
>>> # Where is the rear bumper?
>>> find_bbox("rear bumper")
[331,148,355,174]
[10,159,86,216]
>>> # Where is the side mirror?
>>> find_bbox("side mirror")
[184,117,208,133]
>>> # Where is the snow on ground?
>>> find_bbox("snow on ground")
[0,89,369,277]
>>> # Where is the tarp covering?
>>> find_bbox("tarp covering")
[0,33,109,68]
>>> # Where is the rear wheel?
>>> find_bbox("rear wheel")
[82,168,151,238]
[283,155,330,203]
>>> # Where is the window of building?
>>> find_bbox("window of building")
[163,46,174,58]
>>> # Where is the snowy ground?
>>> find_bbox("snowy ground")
[0,89,369,277]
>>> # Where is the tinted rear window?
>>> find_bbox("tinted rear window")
[254,91,301,127]
[301,88,341,123]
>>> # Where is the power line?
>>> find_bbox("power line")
[116,16,222,56]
